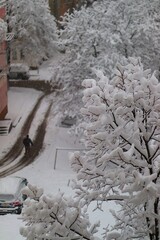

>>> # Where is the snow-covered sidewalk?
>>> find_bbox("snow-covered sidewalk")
[0,87,42,159]
[0,87,83,193]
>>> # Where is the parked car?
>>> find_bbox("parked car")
[8,63,30,80]
[0,176,28,214]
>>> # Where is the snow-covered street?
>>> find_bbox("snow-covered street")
[0,86,83,239]
[0,84,117,240]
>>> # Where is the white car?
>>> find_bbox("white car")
[0,176,28,214]
[8,63,30,80]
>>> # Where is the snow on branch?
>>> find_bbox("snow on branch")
[71,57,160,240]
[20,184,99,240]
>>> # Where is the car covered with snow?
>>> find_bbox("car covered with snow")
[8,63,30,80]
[0,176,28,214]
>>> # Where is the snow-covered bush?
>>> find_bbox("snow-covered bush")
[70,57,160,240]
[20,184,99,239]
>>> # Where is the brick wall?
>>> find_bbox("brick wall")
[0,7,5,19]
[0,4,8,119]
[49,0,78,21]
[0,75,8,120]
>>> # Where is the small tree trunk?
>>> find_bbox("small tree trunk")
[154,197,159,240]
[92,45,98,58]
[124,43,128,58]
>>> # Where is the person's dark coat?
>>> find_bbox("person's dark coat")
[23,135,33,154]
[23,135,33,147]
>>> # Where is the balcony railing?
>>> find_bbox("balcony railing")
[5,33,14,41]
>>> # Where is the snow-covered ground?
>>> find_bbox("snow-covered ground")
[29,52,65,81]
[0,60,117,240]
[0,86,83,240]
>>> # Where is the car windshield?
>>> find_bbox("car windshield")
[0,194,15,201]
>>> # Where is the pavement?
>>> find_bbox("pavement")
[0,87,42,160]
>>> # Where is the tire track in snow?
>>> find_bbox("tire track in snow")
[0,101,52,177]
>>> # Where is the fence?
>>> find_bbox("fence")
[54,147,85,170]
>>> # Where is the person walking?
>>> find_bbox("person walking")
[23,135,33,155]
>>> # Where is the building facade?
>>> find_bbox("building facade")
[49,0,78,21]
[0,1,8,120]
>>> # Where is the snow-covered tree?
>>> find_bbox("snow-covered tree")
[70,57,160,239]
[21,58,160,239]
[53,0,160,117]
[20,183,99,240]
[53,1,120,118]
[58,0,160,78]
[7,0,58,64]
